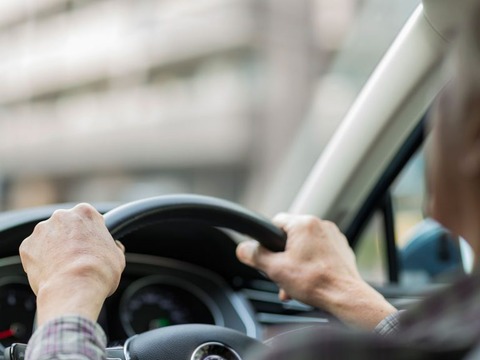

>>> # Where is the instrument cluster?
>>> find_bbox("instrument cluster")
[0,254,259,348]
[119,275,221,337]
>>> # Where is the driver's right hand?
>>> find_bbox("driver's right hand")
[236,213,396,330]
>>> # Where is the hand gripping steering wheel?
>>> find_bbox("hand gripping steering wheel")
[4,195,287,360]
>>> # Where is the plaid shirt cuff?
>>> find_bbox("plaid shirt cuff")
[26,315,107,360]
[373,310,405,336]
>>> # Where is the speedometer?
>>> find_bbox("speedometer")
[120,276,224,337]
[0,278,36,347]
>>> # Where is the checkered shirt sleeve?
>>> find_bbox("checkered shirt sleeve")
[25,316,107,360]
[374,310,404,336]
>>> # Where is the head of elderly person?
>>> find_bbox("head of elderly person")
[427,0,480,256]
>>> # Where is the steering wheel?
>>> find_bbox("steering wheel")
[4,195,286,360]
[102,194,286,360]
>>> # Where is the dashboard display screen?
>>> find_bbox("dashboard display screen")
[120,277,218,336]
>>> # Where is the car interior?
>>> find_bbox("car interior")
[0,0,472,359]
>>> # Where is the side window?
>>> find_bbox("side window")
[356,147,464,286]
[356,212,387,285]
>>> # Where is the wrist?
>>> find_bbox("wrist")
[36,278,108,326]
[318,279,397,330]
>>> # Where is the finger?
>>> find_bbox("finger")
[272,212,293,228]
[278,288,292,302]
[115,240,125,253]
[18,238,31,273]
[236,240,276,272]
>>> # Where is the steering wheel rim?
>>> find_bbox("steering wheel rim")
[104,194,286,252]
[102,194,284,360]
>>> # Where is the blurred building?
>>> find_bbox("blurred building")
[0,0,418,212]
[0,0,328,210]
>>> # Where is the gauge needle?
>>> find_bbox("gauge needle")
[0,328,15,340]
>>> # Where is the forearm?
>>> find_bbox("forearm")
[313,279,397,330]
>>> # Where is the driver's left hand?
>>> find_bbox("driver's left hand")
[19,203,126,326]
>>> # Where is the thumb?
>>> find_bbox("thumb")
[236,240,276,273]
[279,288,292,302]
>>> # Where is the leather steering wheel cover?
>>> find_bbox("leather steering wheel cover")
[104,194,286,252]
[125,324,265,360]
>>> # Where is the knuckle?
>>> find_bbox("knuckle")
[75,203,97,218]
[302,215,321,230]
[32,220,46,233]
[52,209,68,220]
[322,220,338,231]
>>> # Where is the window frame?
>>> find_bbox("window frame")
[346,114,426,283]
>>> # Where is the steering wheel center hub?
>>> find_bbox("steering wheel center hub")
[191,342,242,360]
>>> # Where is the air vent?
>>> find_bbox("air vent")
[242,279,331,326]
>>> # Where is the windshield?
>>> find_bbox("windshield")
[0,0,420,212]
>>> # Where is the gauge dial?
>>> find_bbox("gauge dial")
[120,277,222,337]
[0,279,36,347]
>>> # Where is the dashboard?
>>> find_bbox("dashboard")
[0,202,330,351]
[0,254,259,347]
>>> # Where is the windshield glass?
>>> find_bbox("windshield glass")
[0,0,420,212]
